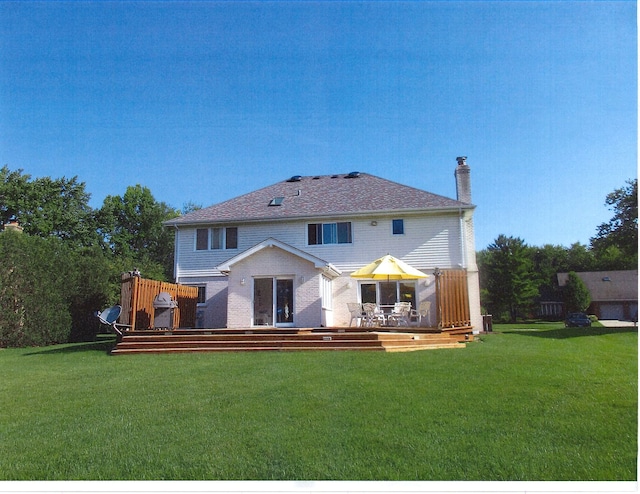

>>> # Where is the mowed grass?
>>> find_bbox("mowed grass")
[0,325,636,480]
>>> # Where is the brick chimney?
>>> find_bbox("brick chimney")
[454,156,472,204]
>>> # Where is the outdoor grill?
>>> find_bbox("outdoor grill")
[153,292,178,329]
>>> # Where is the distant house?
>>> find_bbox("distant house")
[165,158,482,332]
[557,270,638,321]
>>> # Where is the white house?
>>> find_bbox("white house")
[165,158,482,332]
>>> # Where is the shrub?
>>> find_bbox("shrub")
[0,230,118,346]
[0,231,71,347]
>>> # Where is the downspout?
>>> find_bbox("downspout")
[173,225,180,282]
[459,208,466,269]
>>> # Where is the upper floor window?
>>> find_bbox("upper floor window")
[308,222,352,245]
[392,219,404,235]
[225,227,238,249]
[196,228,209,250]
[195,227,238,250]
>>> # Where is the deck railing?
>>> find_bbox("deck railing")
[119,274,198,330]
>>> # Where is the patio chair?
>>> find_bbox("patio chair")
[410,301,432,327]
[362,303,385,327]
[97,305,131,336]
[347,303,364,327]
[387,302,412,327]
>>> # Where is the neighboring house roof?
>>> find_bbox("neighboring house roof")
[165,172,473,226]
[216,238,342,278]
[558,270,638,302]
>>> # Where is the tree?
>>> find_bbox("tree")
[0,166,98,247]
[528,242,597,308]
[563,271,591,313]
[182,201,202,215]
[591,179,637,268]
[482,235,539,322]
[0,166,30,224]
[97,185,180,280]
[565,242,597,272]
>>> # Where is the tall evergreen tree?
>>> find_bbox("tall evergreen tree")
[483,235,539,322]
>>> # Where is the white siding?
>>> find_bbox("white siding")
[175,222,302,278]
[175,212,464,278]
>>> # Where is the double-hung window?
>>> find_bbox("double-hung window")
[195,227,238,250]
[308,222,352,245]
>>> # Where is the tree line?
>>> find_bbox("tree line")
[478,179,637,322]
[0,166,183,347]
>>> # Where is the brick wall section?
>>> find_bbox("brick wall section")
[226,247,322,328]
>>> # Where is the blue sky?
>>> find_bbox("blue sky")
[0,1,636,250]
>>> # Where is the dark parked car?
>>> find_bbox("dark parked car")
[565,312,591,327]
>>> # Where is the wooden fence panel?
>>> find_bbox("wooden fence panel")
[120,274,198,330]
[436,269,471,329]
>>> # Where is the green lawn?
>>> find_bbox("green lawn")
[0,324,636,480]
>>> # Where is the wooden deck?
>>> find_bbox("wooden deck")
[110,327,472,355]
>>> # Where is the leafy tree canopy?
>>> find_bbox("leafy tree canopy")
[591,178,637,268]
[97,184,180,280]
[0,166,97,246]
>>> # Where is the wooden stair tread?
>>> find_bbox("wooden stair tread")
[111,328,470,355]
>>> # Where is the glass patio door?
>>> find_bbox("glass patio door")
[253,278,273,326]
[276,278,294,326]
[253,277,294,327]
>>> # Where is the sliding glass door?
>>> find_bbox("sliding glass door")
[253,277,294,327]
[275,279,294,325]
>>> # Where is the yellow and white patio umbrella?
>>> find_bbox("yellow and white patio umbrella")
[350,254,427,280]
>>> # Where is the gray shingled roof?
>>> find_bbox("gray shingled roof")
[558,271,638,302]
[165,172,473,226]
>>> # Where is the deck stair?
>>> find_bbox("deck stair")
[110,328,469,355]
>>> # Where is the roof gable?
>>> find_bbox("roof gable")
[166,173,472,226]
[216,238,342,278]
